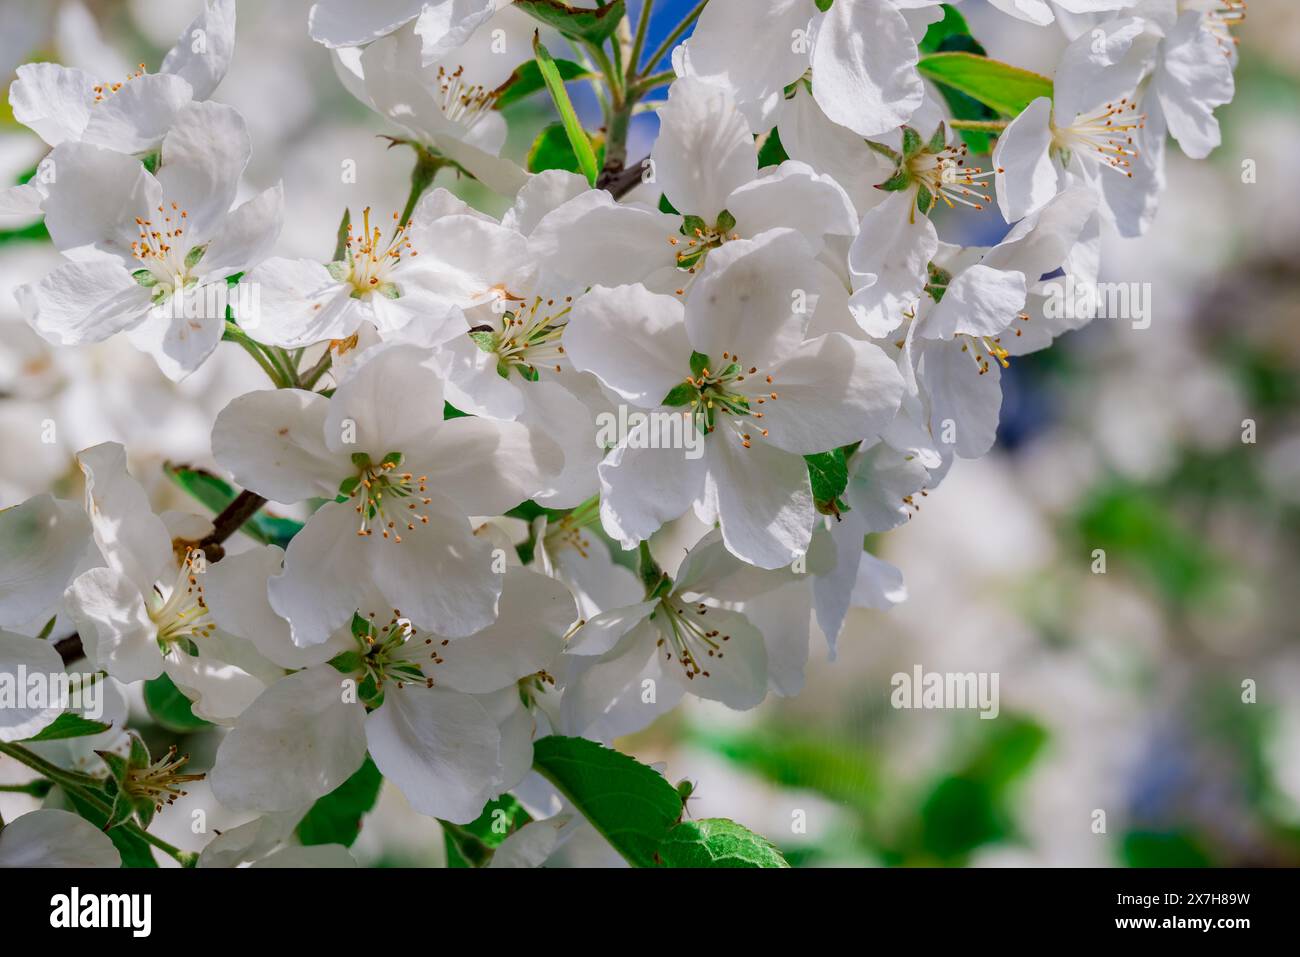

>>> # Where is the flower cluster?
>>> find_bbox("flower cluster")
[0,0,1243,867]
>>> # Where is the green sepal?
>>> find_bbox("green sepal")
[866,139,902,163]
[329,650,364,675]
[131,269,158,287]
[681,214,708,237]
[689,351,711,380]
[901,126,923,158]
[350,452,371,469]
[876,169,911,192]
[380,452,403,468]
[518,364,540,382]
[184,245,207,269]
[916,184,935,215]
[927,122,948,154]
[350,612,373,641]
[468,330,497,353]
[338,475,360,497]
[662,382,697,407]
[325,260,350,282]
[715,209,737,234]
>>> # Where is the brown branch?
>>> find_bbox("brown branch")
[55,490,268,665]
[601,155,650,199]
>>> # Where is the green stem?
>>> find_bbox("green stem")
[628,0,655,85]
[0,742,196,866]
[642,0,708,76]
[630,69,676,98]
[0,780,54,797]
[586,40,623,104]
[301,348,335,390]
[223,321,286,387]
[399,148,446,227]
[947,119,1009,132]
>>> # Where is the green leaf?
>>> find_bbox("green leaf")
[526,122,604,177]
[756,127,790,169]
[143,673,213,733]
[917,52,1052,118]
[531,735,682,867]
[19,712,111,742]
[805,449,849,508]
[445,794,533,867]
[495,58,592,110]
[656,818,789,868]
[516,0,626,44]
[161,462,303,548]
[814,0,834,11]
[919,3,973,54]
[61,787,158,868]
[533,33,600,185]
[297,756,383,848]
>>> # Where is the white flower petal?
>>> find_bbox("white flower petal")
[653,77,757,218]
[210,665,368,813]
[212,388,345,505]
[365,684,501,823]
[77,442,171,595]
[66,566,162,683]
[0,630,66,742]
[0,494,91,629]
[160,0,237,101]
[707,429,813,569]
[431,569,575,694]
[241,258,355,348]
[810,0,923,137]
[754,333,905,454]
[563,284,690,405]
[848,190,939,338]
[0,809,120,867]
[993,96,1059,224]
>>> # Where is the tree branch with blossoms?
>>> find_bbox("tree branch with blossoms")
[0,0,1248,871]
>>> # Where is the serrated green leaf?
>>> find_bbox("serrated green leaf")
[495,58,592,110]
[516,0,626,44]
[297,756,383,848]
[531,735,682,867]
[917,52,1053,118]
[143,673,212,734]
[656,818,789,868]
[20,712,111,742]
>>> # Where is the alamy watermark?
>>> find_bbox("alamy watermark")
[595,405,705,459]
[0,666,103,720]
[890,665,1000,719]
[1041,276,1152,330]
